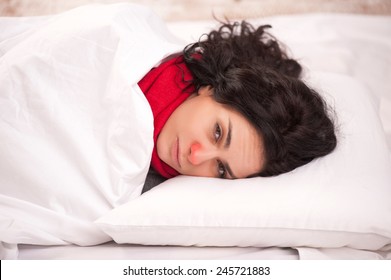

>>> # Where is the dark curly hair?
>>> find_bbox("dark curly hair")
[180,21,337,176]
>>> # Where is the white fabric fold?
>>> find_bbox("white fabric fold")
[0,3,183,246]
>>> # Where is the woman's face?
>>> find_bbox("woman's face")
[157,86,265,179]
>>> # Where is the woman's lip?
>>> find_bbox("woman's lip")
[172,137,181,169]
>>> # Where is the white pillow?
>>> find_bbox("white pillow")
[95,73,391,250]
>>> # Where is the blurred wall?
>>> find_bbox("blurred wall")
[1,0,391,19]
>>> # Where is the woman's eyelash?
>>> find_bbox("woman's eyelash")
[214,124,226,178]
[214,123,222,142]
[217,160,226,178]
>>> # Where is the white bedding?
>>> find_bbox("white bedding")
[14,243,390,260]
[1,4,391,260]
[16,242,299,260]
[0,4,181,247]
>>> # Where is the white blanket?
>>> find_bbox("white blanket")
[0,3,182,246]
[2,4,391,261]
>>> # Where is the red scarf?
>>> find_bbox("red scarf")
[138,56,193,178]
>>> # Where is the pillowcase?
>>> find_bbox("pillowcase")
[95,72,391,250]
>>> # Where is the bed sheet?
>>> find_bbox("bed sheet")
[5,242,390,260]
[15,243,391,260]
[2,10,391,260]
[16,242,299,260]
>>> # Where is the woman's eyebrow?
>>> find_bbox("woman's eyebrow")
[224,119,237,179]
[225,163,237,179]
[224,119,232,149]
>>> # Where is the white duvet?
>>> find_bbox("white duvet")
[2,3,391,261]
[0,3,182,246]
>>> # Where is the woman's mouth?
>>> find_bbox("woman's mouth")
[171,137,181,169]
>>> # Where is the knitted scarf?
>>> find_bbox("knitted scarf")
[138,56,193,178]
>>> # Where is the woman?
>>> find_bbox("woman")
[140,21,337,180]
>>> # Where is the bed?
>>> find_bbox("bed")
[1,3,391,260]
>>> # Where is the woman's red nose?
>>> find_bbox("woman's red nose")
[188,143,202,165]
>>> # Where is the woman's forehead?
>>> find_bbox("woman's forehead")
[225,108,264,178]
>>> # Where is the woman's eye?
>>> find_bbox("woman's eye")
[217,160,226,178]
[214,123,222,142]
